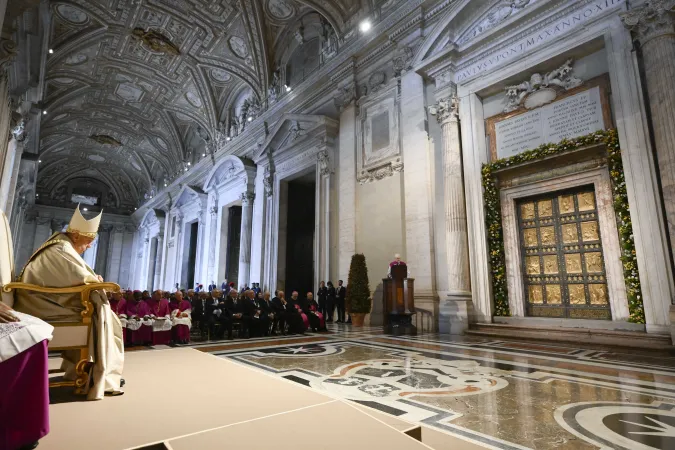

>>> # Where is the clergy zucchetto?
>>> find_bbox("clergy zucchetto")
[13,205,124,399]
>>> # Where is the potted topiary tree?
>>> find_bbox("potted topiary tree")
[347,253,371,327]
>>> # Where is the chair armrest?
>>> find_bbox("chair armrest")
[3,282,121,321]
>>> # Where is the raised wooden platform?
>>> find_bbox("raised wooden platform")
[43,348,481,450]
[467,323,673,351]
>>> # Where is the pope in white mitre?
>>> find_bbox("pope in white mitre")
[13,206,124,399]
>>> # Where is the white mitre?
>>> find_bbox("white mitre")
[66,205,102,239]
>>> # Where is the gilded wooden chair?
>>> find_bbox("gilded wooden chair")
[0,210,120,394]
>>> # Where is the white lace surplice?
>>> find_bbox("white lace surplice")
[0,311,54,362]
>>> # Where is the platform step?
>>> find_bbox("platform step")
[467,323,673,350]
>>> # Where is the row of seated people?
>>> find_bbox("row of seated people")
[108,290,192,346]
[191,289,326,339]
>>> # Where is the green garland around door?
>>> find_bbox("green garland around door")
[480,129,645,323]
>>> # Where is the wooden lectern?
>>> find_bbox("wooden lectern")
[383,265,417,335]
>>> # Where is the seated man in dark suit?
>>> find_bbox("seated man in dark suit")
[245,290,269,338]
[207,289,232,339]
[226,289,250,339]
[260,291,277,336]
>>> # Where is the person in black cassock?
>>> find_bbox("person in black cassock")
[317,281,328,317]
[274,291,304,335]
[326,281,336,323]
[304,292,326,332]
[226,289,250,339]
[245,290,269,338]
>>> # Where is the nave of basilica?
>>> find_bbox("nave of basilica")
[2,1,675,449]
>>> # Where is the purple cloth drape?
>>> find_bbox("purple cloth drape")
[0,340,50,450]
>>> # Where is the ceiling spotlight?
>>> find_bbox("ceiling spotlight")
[35,194,39,198]
[187,162,191,166]
[134,207,137,211]
[48,49,54,54]
[247,116,253,122]
[184,167,188,171]
[226,136,231,141]
[202,153,206,157]
[42,110,47,115]
[38,159,42,163]
[164,183,167,187]
[83,207,88,211]
[284,84,291,92]
[359,20,371,32]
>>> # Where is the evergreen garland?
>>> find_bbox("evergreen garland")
[347,254,372,313]
[481,129,645,323]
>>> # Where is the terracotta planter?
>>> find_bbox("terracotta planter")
[351,313,366,327]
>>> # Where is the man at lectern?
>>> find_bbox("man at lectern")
[387,253,409,278]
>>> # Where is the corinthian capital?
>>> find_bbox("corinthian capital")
[621,0,675,44]
[240,192,255,205]
[429,96,459,124]
[333,84,356,112]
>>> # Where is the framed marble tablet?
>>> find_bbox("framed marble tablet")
[486,75,612,162]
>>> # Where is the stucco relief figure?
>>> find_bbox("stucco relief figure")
[268,70,280,103]
[53,185,68,203]
[503,59,583,112]
[320,17,337,61]
[230,116,239,137]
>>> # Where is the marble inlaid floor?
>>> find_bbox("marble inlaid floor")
[184,325,675,450]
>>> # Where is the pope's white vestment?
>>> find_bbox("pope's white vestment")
[13,232,124,400]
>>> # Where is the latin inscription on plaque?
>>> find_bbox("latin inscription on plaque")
[495,87,604,159]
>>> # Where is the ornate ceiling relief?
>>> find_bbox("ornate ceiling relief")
[37,0,364,214]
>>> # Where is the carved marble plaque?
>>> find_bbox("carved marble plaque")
[493,86,605,159]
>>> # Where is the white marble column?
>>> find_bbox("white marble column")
[400,71,437,300]
[206,197,218,285]
[622,3,675,337]
[238,192,255,288]
[106,226,125,283]
[624,2,675,261]
[153,235,163,291]
[431,96,472,334]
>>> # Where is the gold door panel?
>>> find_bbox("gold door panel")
[518,187,611,319]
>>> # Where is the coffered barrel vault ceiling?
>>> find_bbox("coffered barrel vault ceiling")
[37,0,362,214]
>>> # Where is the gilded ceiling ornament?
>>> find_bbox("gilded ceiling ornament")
[131,28,180,56]
[90,134,122,147]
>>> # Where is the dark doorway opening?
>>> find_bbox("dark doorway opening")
[186,222,199,289]
[226,205,242,286]
[284,174,316,297]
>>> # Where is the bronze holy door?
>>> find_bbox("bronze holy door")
[518,186,611,319]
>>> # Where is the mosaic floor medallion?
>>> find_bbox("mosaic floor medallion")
[556,401,675,450]
[310,357,509,400]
